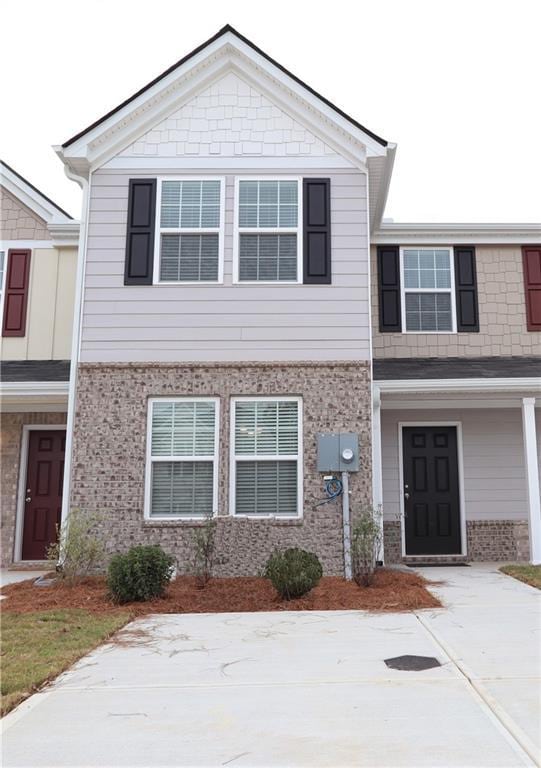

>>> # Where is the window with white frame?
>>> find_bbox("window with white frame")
[231,397,302,517]
[402,247,455,332]
[147,398,219,518]
[156,179,223,283]
[236,179,300,282]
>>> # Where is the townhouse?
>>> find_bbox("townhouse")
[0,161,79,565]
[2,26,539,572]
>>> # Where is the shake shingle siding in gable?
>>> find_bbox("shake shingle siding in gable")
[82,169,369,363]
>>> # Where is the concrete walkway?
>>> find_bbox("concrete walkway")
[0,570,47,587]
[2,565,539,767]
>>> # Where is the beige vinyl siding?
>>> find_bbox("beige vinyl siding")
[0,247,77,360]
[371,245,540,357]
[81,169,370,363]
[381,408,531,522]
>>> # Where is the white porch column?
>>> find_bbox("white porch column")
[521,397,541,565]
[372,385,384,562]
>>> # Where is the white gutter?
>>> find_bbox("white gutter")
[60,166,90,526]
[372,222,541,245]
[376,377,541,394]
[0,381,69,397]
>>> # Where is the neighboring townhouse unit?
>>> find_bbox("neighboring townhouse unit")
[0,161,79,566]
[9,25,539,572]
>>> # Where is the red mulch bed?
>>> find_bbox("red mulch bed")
[1,569,440,615]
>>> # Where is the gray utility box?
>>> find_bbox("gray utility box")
[316,433,360,472]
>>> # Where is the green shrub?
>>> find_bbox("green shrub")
[47,509,105,585]
[107,545,175,604]
[265,547,323,600]
[351,507,382,587]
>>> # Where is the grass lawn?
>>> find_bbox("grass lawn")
[500,564,541,590]
[1,609,130,716]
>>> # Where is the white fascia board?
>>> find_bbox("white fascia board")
[0,381,70,397]
[372,222,541,245]
[1,164,72,224]
[57,33,386,174]
[376,377,541,394]
[47,221,81,248]
[369,145,397,231]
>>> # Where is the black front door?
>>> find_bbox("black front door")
[402,426,461,555]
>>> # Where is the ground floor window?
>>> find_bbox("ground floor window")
[230,397,302,517]
[146,398,219,518]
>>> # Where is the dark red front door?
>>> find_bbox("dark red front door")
[21,430,65,560]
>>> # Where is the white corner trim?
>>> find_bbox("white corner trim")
[377,378,541,395]
[372,222,541,245]
[521,397,541,564]
[1,163,73,225]
[368,145,396,231]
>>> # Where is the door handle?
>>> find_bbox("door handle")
[404,492,410,500]
[25,496,31,503]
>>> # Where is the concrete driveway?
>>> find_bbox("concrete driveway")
[2,565,539,767]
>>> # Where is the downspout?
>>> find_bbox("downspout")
[60,166,90,527]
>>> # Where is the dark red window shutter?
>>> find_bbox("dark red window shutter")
[303,178,331,284]
[377,246,401,331]
[2,249,31,337]
[124,178,157,285]
[454,246,479,332]
[522,247,541,331]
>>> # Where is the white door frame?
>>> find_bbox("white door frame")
[397,421,467,558]
[14,424,67,563]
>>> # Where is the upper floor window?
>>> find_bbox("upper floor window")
[401,247,456,332]
[234,178,302,283]
[155,178,224,284]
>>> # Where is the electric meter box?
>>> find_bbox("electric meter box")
[317,433,359,472]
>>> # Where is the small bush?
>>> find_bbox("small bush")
[265,547,323,600]
[107,545,175,604]
[47,509,105,585]
[191,513,217,588]
[351,507,382,587]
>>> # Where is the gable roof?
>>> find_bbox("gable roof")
[62,25,387,151]
[1,159,73,222]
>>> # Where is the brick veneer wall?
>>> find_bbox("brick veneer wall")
[382,520,529,563]
[0,412,67,566]
[70,362,372,576]
[0,186,51,241]
[371,246,537,357]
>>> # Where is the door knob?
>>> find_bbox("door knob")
[25,496,31,502]
[404,492,410,500]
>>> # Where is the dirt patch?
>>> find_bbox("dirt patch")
[1,569,440,615]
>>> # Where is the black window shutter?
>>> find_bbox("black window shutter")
[377,246,401,331]
[124,178,157,285]
[454,246,479,332]
[303,178,331,284]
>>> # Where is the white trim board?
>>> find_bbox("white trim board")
[1,163,73,225]
[373,222,541,245]
[376,378,541,395]
[397,421,467,558]
[14,424,67,563]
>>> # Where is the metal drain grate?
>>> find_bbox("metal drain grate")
[384,655,441,671]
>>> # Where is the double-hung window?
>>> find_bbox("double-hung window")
[234,178,301,283]
[155,178,224,283]
[146,398,219,519]
[401,247,456,332]
[231,397,302,517]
